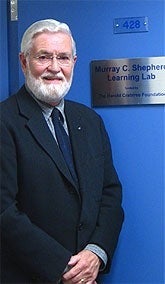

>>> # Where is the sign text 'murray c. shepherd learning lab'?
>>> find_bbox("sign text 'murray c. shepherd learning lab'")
[91,56,165,106]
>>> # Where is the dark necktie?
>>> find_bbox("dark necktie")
[51,108,77,182]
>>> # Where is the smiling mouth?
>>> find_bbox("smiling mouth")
[42,76,63,83]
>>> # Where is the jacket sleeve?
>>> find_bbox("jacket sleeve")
[0,120,72,283]
[88,117,124,272]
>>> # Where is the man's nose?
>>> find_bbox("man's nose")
[47,57,61,71]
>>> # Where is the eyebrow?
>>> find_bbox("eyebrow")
[35,50,71,56]
[35,50,52,55]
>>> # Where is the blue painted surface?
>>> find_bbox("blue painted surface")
[1,0,164,283]
[0,0,9,100]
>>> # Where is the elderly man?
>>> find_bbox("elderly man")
[0,19,124,284]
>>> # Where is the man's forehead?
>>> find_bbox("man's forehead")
[32,31,71,41]
[31,31,72,53]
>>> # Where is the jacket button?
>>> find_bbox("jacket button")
[78,222,84,230]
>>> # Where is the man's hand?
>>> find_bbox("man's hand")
[62,250,101,284]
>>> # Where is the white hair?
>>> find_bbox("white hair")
[20,19,76,56]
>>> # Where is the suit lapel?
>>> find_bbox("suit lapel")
[65,102,89,191]
[16,87,78,190]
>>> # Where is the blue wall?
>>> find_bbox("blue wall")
[1,1,164,283]
[0,0,9,100]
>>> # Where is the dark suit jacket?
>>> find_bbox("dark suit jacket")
[0,85,124,283]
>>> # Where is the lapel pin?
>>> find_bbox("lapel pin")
[77,126,81,130]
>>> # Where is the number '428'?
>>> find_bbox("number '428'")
[123,20,141,29]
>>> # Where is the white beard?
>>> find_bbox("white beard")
[26,68,73,105]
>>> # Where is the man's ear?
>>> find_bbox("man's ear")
[73,55,77,64]
[19,52,27,74]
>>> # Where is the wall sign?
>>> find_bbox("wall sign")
[91,56,165,106]
[113,17,148,34]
